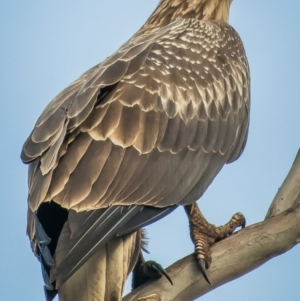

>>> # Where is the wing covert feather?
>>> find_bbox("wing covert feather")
[133,110,160,153]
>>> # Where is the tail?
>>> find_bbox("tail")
[28,203,176,301]
[58,231,141,301]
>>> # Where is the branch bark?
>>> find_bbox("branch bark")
[265,149,300,219]
[123,150,300,301]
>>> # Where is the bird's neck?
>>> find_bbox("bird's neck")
[142,0,231,31]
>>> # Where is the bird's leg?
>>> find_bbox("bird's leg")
[131,252,173,289]
[131,229,172,289]
[184,202,245,284]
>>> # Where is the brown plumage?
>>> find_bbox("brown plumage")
[21,0,250,300]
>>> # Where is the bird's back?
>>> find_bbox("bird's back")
[21,2,250,299]
[22,19,250,213]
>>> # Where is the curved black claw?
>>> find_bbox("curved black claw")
[144,260,173,285]
[241,217,246,228]
[198,259,212,285]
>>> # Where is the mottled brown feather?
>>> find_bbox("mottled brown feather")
[22,20,248,210]
[22,7,250,290]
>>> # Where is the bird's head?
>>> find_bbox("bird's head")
[143,0,233,31]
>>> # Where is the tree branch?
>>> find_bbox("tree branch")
[123,150,300,301]
[265,149,300,219]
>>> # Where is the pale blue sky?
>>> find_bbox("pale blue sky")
[1,1,299,300]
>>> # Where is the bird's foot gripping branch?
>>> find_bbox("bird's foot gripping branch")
[184,202,246,284]
[132,253,173,289]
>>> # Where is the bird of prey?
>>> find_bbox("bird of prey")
[21,0,250,300]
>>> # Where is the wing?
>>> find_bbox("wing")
[22,19,250,287]
[22,20,249,212]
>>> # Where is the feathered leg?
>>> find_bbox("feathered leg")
[58,231,140,301]
[184,202,245,284]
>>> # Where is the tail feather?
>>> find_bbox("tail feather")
[27,203,174,300]
[53,206,142,285]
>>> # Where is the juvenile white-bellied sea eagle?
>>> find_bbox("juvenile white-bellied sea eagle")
[21,0,250,300]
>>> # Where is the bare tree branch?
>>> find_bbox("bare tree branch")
[123,150,300,301]
[265,149,300,219]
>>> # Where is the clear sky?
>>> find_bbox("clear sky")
[1,1,299,300]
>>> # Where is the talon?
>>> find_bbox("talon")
[184,203,246,287]
[198,258,212,285]
[148,261,173,285]
[234,212,246,229]
[241,217,246,228]
[132,253,172,289]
